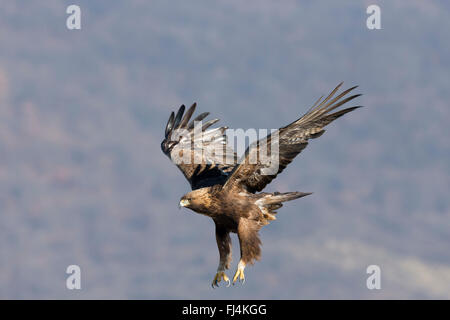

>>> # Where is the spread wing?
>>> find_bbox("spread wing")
[161,103,237,190]
[223,82,362,193]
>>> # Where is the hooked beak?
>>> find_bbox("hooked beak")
[179,199,190,208]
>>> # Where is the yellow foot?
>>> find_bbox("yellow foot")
[211,271,230,288]
[232,266,245,285]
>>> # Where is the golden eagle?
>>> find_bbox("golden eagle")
[161,83,361,287]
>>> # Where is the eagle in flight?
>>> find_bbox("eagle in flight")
[161,83,361,287]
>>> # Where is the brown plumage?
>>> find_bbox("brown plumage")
[161,82,362,287]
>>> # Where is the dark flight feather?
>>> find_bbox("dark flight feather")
[165,111,175,138]
[188,112,210,129]
[173,105,185,129]
[179,103,197,129]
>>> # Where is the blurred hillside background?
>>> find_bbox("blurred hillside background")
[0,0,449,299]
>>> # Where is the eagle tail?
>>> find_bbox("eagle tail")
[256,191,312,223]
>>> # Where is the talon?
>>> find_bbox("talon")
[232,268,245,285]
[211,271,229,288]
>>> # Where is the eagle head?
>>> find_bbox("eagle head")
[179,188,212,215]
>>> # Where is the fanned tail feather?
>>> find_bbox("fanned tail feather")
[255,191,312,223]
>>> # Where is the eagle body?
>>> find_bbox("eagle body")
[181,186,311,274]
[161,83,362,287]
[182,186,309,233]
[183,186,255,219]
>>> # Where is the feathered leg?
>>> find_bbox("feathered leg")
[212,223,232,288]
[233,218,262,285]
